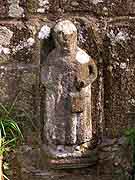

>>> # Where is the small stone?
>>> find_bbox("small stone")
[99,151,112,161]
[100,137,117,147]
[8,4,24,17]
[75,146,80,151]
[92,0,103,5]
[120,62,126,69]
[57,145,64,153]
[71,1,79,7]
[27,37,35,47]
[101,146,111,152]
[112,145,119,151]
[2,48,10,54]
[114,161,119,166]
[107,65,113,72]
[103,7,108,16]
[37,8,45,13]
[19,145,32,152]
[117,137,126,145]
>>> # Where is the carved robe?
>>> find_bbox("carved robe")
[41,47,97,146]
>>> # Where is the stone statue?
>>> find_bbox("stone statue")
[41,20,97,168]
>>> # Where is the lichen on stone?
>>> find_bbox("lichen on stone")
[78,26,88,44]
[37,8,45,13]
[120,62,127,69]
[107,29,130,46]
[27,0,39,13]
[37,0,49,13]
[27,38,35,47]
[0,26,13,46]
[12,37,35,53]
[8,0,24,17]
[0,26,12,56]
[38,25,51,39]
[0,46,10,55]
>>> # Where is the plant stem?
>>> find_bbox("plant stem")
[0,156,4,180]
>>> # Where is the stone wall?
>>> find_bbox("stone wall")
[0,0,135,180]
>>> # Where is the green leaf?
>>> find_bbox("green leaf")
[0,99,23,157]
[0,103,9,115]
[0,121,6,137]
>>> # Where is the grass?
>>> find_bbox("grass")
[0,101,23,180]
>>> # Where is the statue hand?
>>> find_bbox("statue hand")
[75,79,85,91]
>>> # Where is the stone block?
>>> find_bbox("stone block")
[15,65,39,122]
[104,0,135,16]
[0,0,8,18]
[24,175,97,180]
[103,18,135,136]
[0,64,40,132]
[0,66,13,102]
[61,0,92,12]
[61,0,135,16]
[26,0,59,14]
[0,21,40,132]
[94,0,135,16]
[0,21,40,64]
[15,167,97,180]
[0,0,25,18]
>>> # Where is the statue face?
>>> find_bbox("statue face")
[55,31,77,50]
[53,20,77,51]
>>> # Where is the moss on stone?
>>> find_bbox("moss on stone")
[0,56,9,64]
[27,0,39,14]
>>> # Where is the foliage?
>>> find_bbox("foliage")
[0,101,23,180]
[125,128,135,146]
[125,128,135,180]
[0,102,23,156]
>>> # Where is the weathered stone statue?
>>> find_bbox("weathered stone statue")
[41,20,97,168]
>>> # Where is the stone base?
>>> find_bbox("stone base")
[48,157,97,169]
[26,173,96,180]
[41,147,98,169]
[22,167,97,180]
[41,142,98,169]
[48,151,98,169]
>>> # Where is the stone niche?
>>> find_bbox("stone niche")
[40,19,100,169]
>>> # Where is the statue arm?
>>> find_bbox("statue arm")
[87,58,97,84]
[75,59,97,90]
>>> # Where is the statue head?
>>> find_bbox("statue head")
[53,20,77,54]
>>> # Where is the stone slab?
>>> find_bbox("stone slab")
[103,18,135,136]
[1,0,135,18]
[14,167,97,180]
[61,0,135,16]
